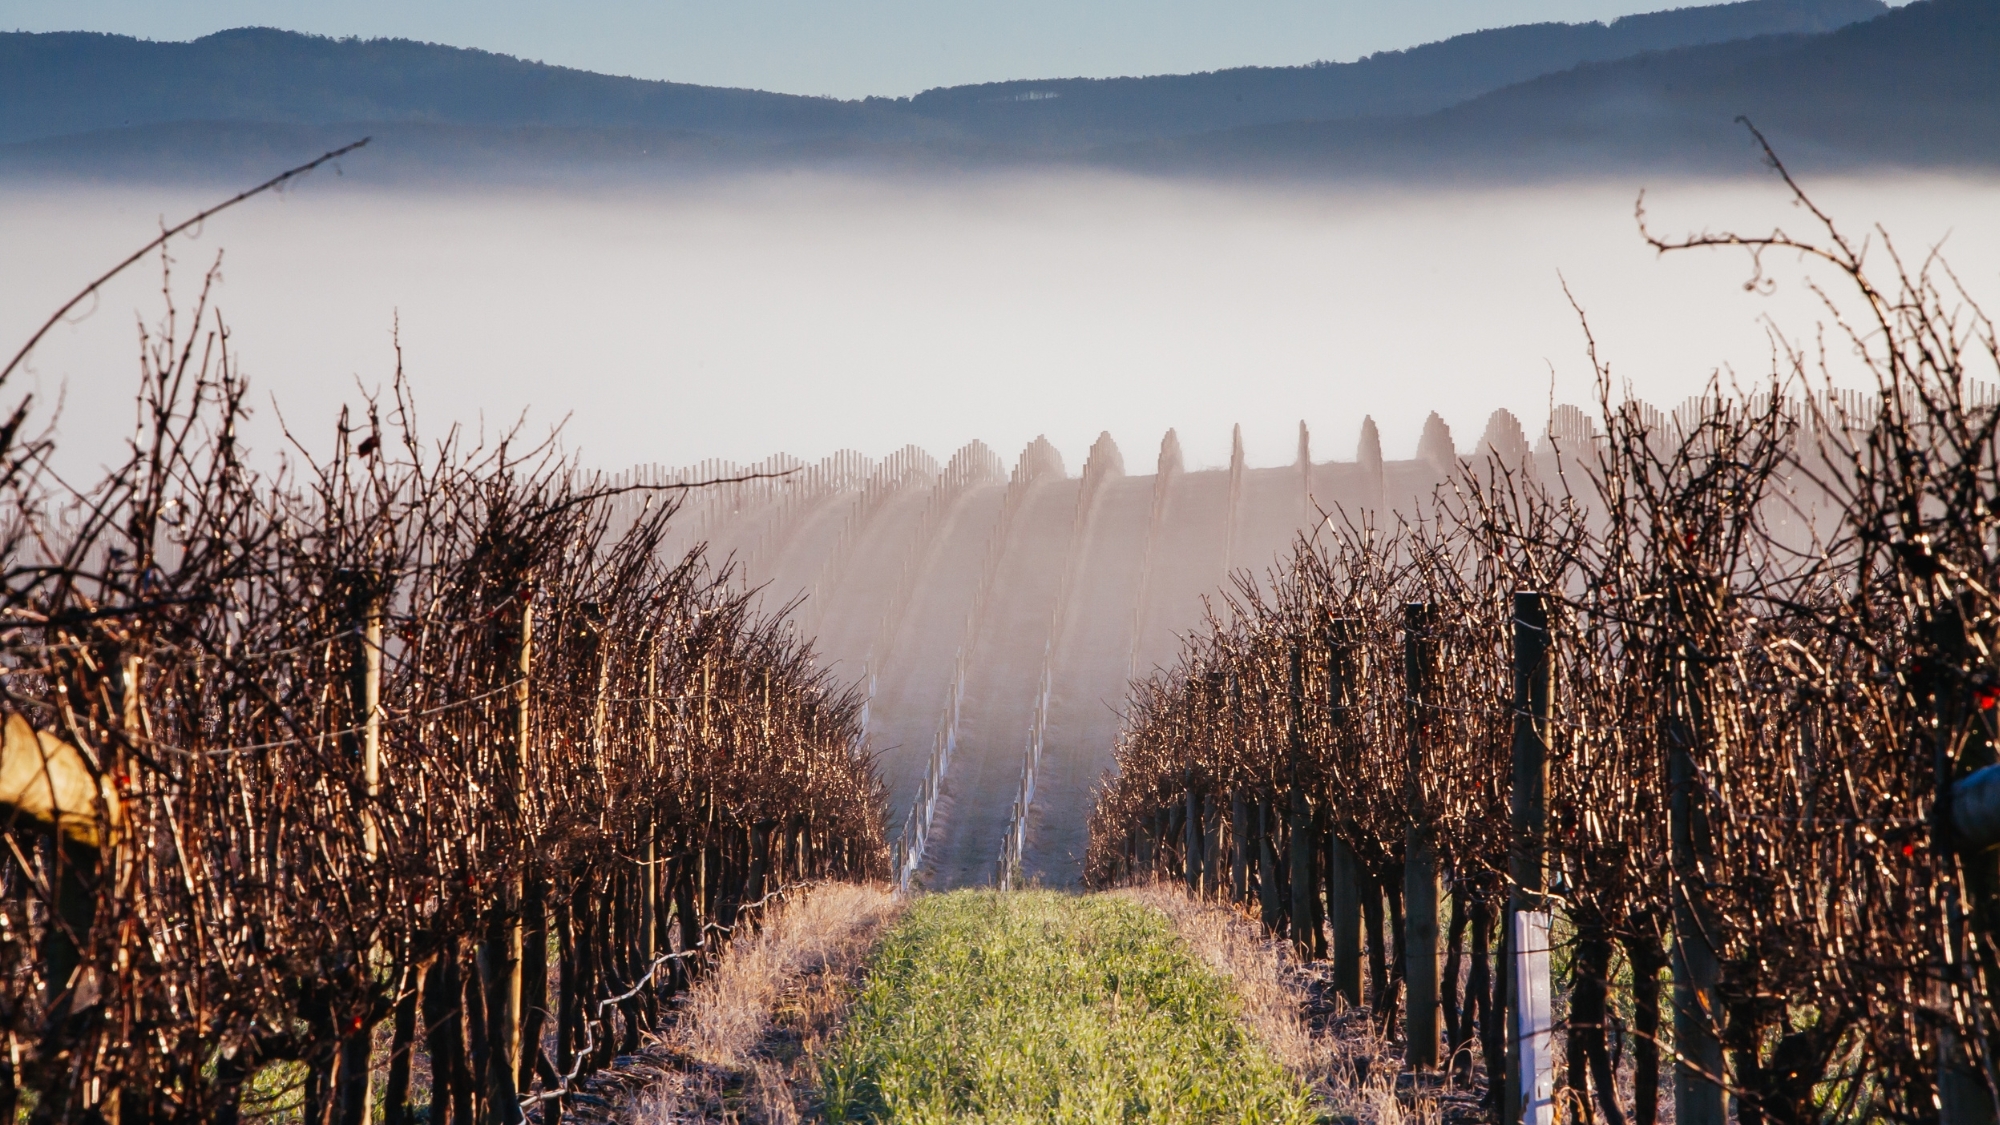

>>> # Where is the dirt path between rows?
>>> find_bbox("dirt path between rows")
[583,880,1482,1125]
[547,882,902,1125]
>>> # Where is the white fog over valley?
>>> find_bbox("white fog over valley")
[5,171,1994,480]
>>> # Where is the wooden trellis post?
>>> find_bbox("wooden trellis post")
[482,579,534,1125]
[333,570,385,1125]
[1184,783,1203,896]
[1289,640,1321,957]
[1404,602,1439,1069]
[642,633,660,1003]
[1669,581,1724,1125]
[1325,617,1363,1008]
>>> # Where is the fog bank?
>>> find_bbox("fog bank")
[2,170,1995,479]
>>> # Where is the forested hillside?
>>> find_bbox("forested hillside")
[0,0,1882,151]
[888,0,1885,146]
[2,0,1987,180]
[1109,0,2000,176]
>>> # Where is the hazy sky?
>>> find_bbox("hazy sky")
[0,0,1824,99]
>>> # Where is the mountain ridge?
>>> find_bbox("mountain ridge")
[879,0,1886,146]
[4,0,1987,183]
[1094,0,1997,178]
[0,0,1885,152]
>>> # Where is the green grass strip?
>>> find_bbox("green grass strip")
[820,889,1318,1125]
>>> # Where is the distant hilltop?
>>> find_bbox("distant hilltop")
[4,0,1992,182]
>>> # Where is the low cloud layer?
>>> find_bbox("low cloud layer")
[2,169,1994,479]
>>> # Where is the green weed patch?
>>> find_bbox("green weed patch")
[820,889,1316,1124]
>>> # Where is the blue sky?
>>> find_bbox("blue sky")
[2,0,1772,98]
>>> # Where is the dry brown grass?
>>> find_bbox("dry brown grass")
[637,881,903,1123]
[1118,881,1444,1125]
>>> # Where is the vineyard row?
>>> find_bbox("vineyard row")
[0,273,887,1124]
[1089,196,2000,1125]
